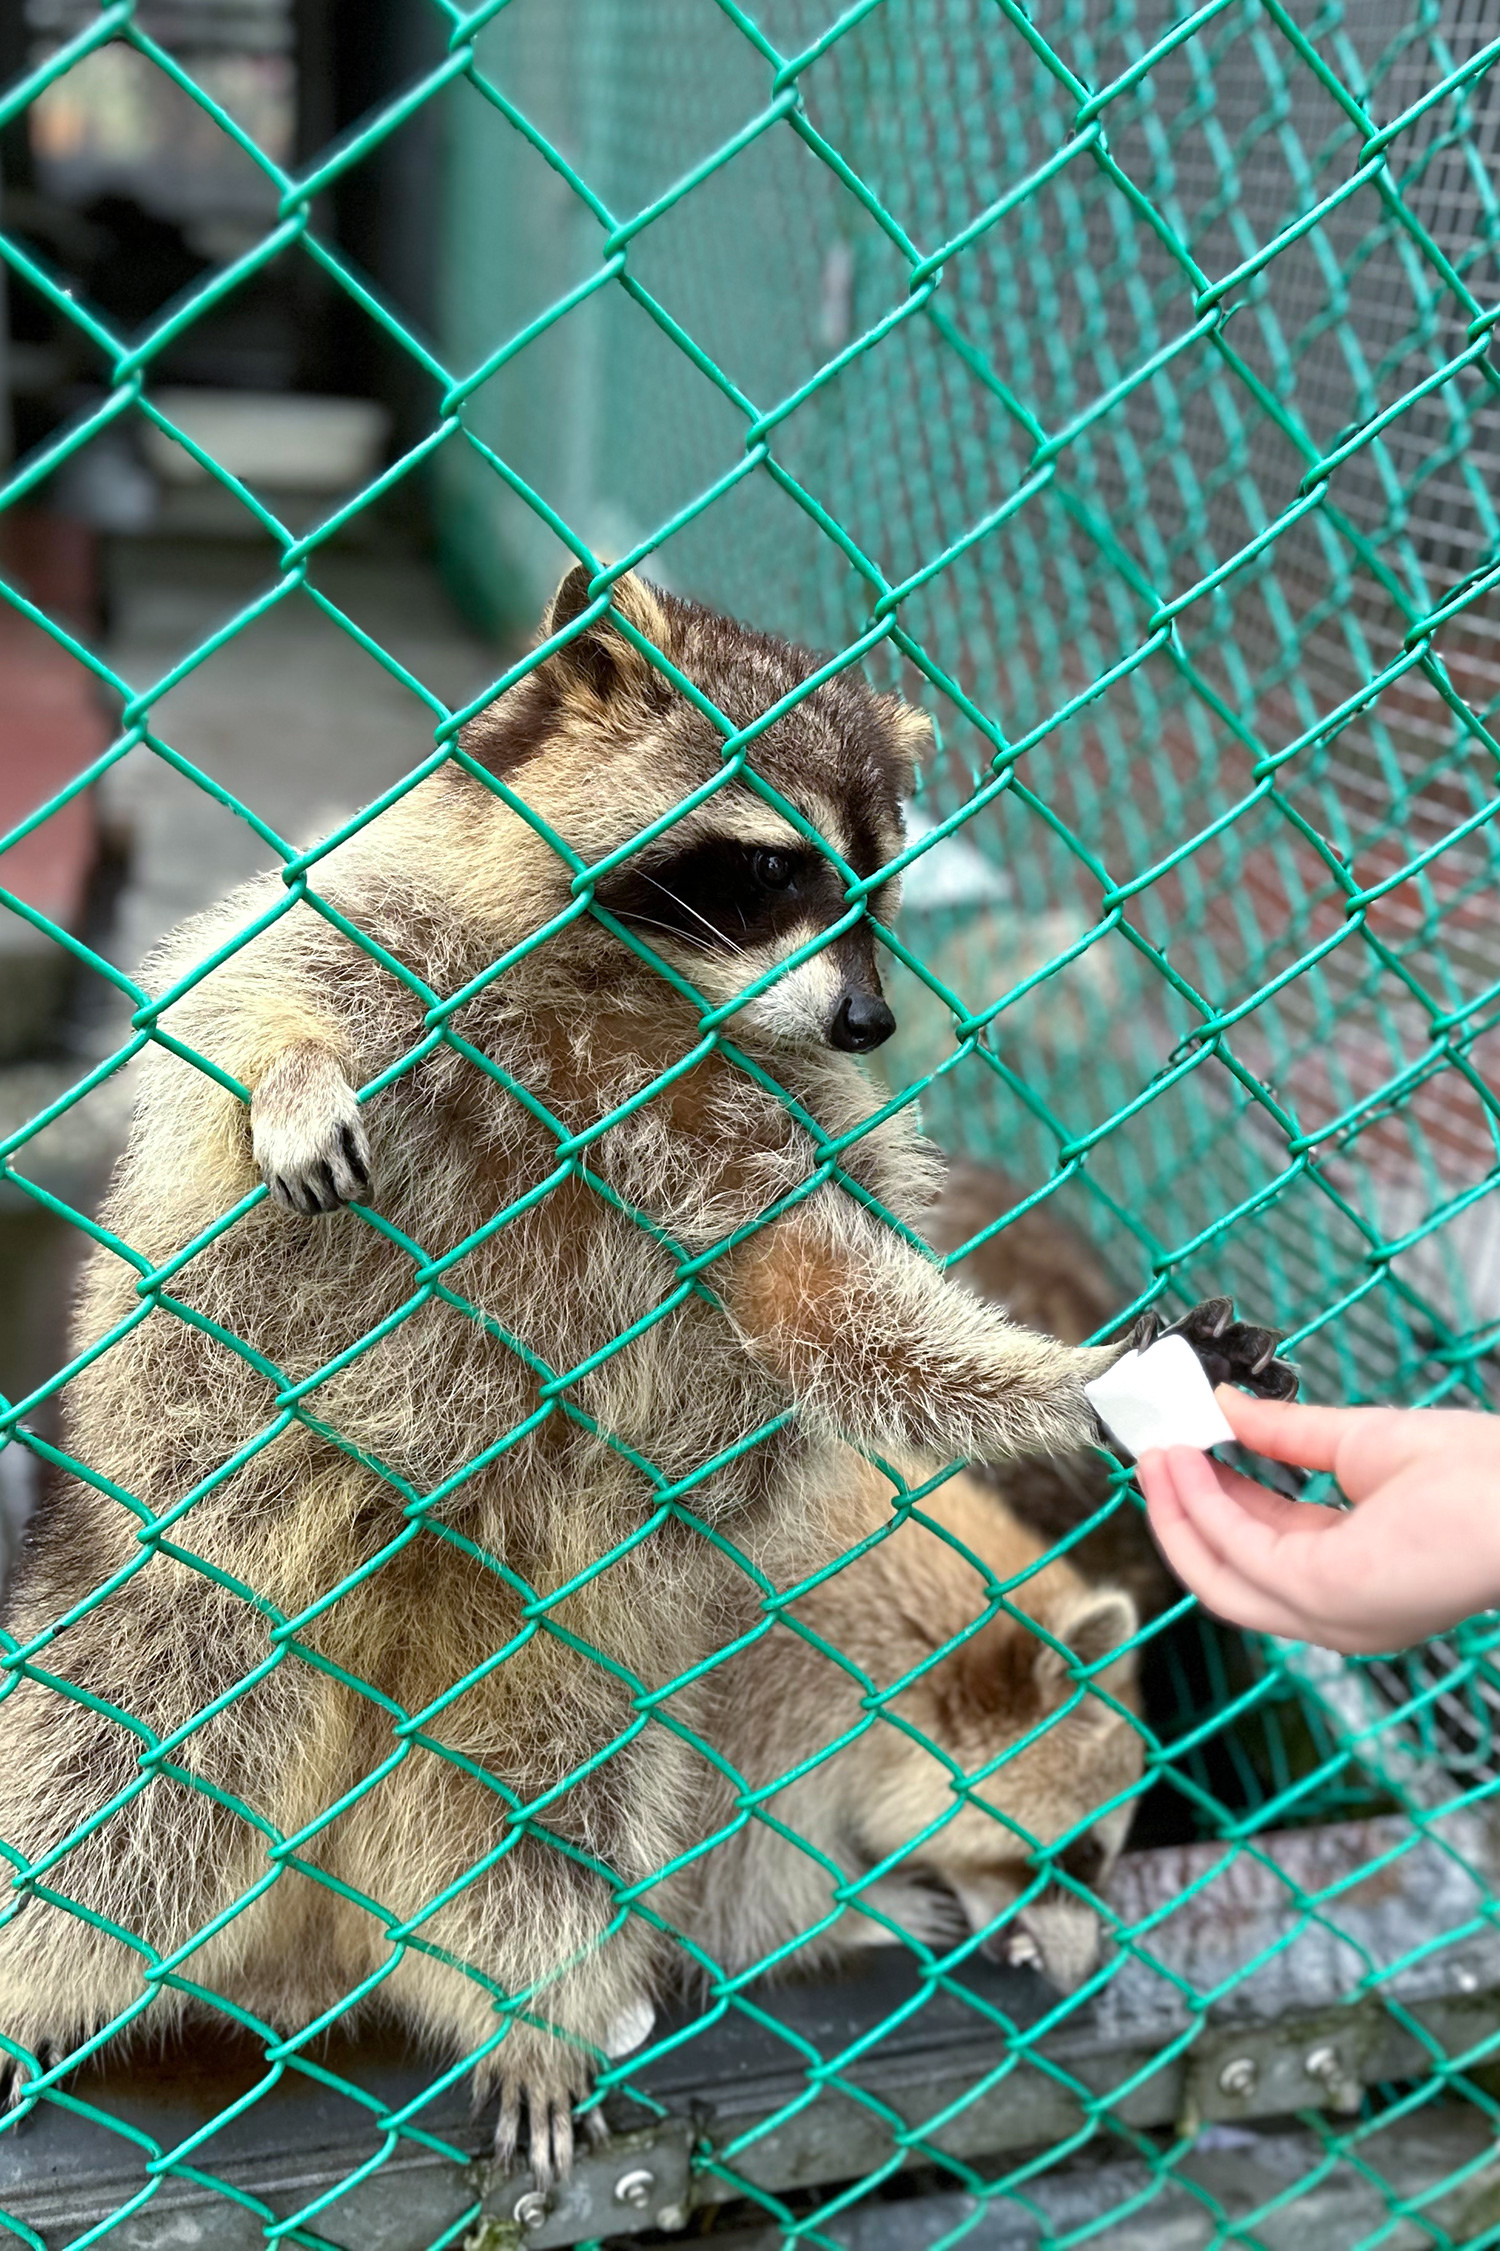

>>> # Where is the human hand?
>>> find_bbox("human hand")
[1138,1389,1500,1654]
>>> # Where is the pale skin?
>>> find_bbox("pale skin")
[1138,1387,1500,1655]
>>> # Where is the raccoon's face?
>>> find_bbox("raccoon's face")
[599,821,900,1054]
[461,566,927,1054]
[848,1589,1143,1993]
[890,1791,1137,1994]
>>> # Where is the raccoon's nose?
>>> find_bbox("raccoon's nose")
[830,991,896,1052]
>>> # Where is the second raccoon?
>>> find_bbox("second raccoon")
[675,1451,1144,1996]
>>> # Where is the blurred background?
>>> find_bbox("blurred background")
[0,0,511,1572]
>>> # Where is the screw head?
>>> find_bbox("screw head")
[1304,2043,1340,2081]
[512,2189,549,2230]
[614,2167,656,2209]
[1217,2055,1258,2099]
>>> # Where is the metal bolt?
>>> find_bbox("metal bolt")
[1303,2040,1363,2115]
[614,2167,656,2209]
[512,2189,549,2231]
[1217,2055,1258,2099]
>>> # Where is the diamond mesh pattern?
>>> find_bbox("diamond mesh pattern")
[3,2,1500,2244]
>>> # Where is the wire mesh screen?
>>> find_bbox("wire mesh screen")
[443,0,1500,1404]
[4,1,1500,2246]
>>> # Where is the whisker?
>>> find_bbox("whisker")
[614,910,716,957]
[642,871,749,960]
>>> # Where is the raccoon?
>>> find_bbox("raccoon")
[0,568,1287,2182]
[671,1453,1143,1997]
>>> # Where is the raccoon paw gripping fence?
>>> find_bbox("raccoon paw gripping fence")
[4,1,1500,2247]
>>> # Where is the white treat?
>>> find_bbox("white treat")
[602,1993,657,2058]
[1084,1332,1235,1456]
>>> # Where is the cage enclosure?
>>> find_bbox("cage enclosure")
[3,2,1500,2247]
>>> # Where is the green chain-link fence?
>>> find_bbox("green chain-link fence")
[5,0,1500,2244]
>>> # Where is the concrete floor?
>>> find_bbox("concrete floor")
[97,537,501,990]
[0,533,502,1535]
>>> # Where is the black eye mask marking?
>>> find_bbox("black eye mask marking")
[599,839,845,952]
[1038,1835,1108,1891]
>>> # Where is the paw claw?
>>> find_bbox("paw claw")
[339,1121,371,1189]
[1158,1297,1297,1401]
[3,2044,51,2121]
[542,2100,572,2187]
[494,2081,521,2172]
[583,2106,609,2150]
[489,2052,589,2187]
[253,1069,371,1217]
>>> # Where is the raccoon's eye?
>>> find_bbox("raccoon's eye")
[751,848,796,891]
[1057,1835,1107,1888]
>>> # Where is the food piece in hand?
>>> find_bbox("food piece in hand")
[1085,1333,1236,1456]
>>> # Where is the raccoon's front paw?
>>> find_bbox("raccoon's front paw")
[251,1059,370,1216]
[492,2044,601,2191]
[1129,1296,1298,1401]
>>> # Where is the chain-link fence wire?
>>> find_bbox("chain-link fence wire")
[4,0,1500,2243]
[441,0,1500,1837]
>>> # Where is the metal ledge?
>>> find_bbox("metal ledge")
[2,1808,1497,2248]
[706,2107,1500,2251]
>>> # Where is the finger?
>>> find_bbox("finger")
[1167,1447,1308,1541]
[1332,1406,1500,1500]
[1167,1447,1352,1609]
[1134,1449,1180,1523]
[1138,1447,1261,1546]
[1199,1576,1323,1641]
[1205,1458,1343,1535]
[1143,1452,1255,1587]
[1213,1388,1380,1472]
[1143,1473,1318,1638]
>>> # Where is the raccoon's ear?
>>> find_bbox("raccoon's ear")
[1034,1589,1137,1707]
[460,566,676,771]
[542,564,674,706]
[877,695,933,789]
